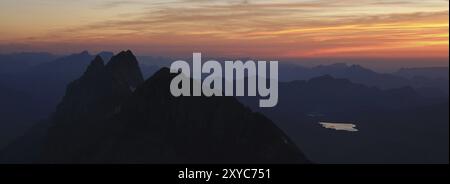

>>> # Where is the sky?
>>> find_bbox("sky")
[0,0,448,61]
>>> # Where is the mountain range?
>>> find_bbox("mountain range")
[278,63,448,97]
[395,67,449,80]
[0,52,57,74]
[238,75,448,163]
[0,51,159,149]
[0,50,448,163]
[0,51,308,163]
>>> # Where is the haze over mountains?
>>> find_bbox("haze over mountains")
[0,51,160,149]
[277,63,448,98]
[395,67,449,80]
[0,50,448,163]
[239,75,448,163]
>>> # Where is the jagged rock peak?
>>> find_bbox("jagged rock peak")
[107,50,138,66]
[85,56,105,72]
[105,50,144,89]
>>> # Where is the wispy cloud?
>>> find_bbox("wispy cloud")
[0,0,448,57]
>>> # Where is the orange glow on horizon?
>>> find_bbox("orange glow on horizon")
[0,0,448,59]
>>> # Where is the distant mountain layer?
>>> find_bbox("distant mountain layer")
[0,52,57,74]
[1,51,308,163]
[0,51,160,116]
[0,51,160,151]
[239,75,449,163]
[395,67,449,80]
[278,63,448,96]
[0,51,447,163]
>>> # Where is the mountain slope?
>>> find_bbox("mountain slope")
[78,68,306,163]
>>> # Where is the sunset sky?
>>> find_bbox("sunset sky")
[0,0,448,59]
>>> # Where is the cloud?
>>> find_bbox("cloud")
[2,0,448,57]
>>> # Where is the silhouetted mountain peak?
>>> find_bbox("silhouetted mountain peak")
[97,51,114,62]
[89,67,308,163]
[52,52,144,126]
[84,56,105,74]
[105,50,144,89]
[36,64,309,163]
[112,50,134,58]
